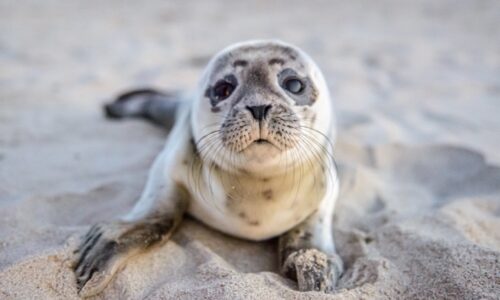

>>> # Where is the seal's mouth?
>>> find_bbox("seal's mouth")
[254,139,270,144]
[246,138,280,151]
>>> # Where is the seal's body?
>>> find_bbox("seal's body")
[74,40,343,297]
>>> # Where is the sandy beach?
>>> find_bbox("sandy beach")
[1,1,499,299]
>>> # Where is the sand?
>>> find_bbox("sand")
[1,1,499,299]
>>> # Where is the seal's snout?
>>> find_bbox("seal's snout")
[246,105,272,121]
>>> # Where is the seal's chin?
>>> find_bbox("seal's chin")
[241,139,282,161]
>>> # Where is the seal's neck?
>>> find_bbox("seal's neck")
[207,157,327,207]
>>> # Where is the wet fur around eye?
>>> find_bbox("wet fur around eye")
[205,74,238,106]
[278,68,318,106]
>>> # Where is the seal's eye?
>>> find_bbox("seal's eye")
[283,78,304,94]
[213,82,234,101]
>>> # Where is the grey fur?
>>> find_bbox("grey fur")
[104,88,181,130]
[73,191,187,295]
[74,40,341,296]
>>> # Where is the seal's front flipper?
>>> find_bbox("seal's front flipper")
[279,210,343,293]
[72,213,184,298]
[104,88,181,130]
[72,148,189,297]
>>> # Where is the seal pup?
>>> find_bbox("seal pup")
[73,40,343,297]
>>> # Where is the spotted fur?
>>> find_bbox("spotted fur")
[73,40,341,297]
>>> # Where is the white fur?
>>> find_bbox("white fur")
[124,40,338,241]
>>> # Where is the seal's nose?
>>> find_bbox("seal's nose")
[246,105,271,121]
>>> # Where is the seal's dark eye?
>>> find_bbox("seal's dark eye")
[213,82,234,101]
[283,78,304,94]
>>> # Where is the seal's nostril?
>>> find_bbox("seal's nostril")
[246,105,272,121]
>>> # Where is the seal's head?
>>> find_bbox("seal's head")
[192,40,335,175]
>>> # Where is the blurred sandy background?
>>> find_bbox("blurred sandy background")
[0,1,499,299]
